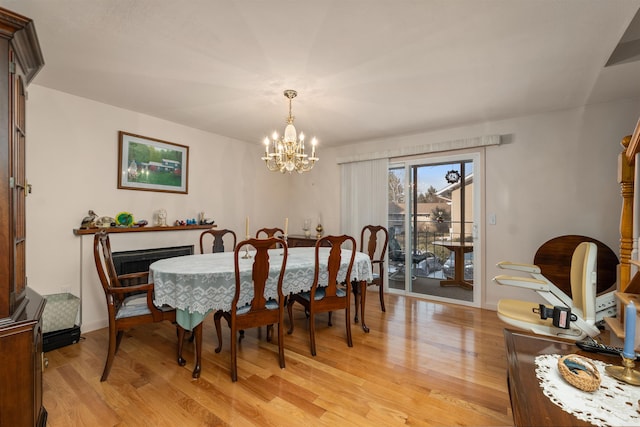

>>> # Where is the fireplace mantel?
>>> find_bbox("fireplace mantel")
[73,224,216,235]
[75,223,215,332]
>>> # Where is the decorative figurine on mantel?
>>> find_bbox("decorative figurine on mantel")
[80,210,98,229]
[155,209,168,227]
[96,216,116,228]
[198,212,215,225]
[316,223,324,239]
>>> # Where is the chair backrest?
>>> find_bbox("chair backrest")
[312,235,356,299]
[570,242,597,323]
[200,229,237,253]
[388,234,404,262]
[256,227,284,239]
[93,230,121,296]
[232,237,287,316]
[360,225,389,266]
[256,227,284,249]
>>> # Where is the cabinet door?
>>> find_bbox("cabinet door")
[10,48,27,308]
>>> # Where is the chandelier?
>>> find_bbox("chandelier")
[262,89,319,174]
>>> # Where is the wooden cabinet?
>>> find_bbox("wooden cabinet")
[0,7,46,427]
[286,235,328,247]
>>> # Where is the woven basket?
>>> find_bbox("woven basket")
[557,354,601,392]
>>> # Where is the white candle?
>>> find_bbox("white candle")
[245,216,249,237]
[284,217,288,236]
[623,300,637,359]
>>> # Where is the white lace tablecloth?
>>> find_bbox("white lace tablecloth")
[535,354,640,426]
[150,247,372,329]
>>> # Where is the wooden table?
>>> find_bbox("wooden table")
[432,240,473,289]
[150,247,372,377]
[504,329,616,426]
[286,235,327,247]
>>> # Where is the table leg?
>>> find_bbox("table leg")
[192,322,202,378]
[352,279,360,324]
[359,280,369,333]
[177,325,187,367]
[439,247,473,289]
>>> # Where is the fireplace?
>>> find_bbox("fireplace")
[112,245,194,275]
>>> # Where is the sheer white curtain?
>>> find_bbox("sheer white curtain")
[340,158,388,245]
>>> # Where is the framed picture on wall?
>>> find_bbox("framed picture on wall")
[117,131,189,194]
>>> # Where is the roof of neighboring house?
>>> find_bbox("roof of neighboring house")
[435,173,474,196]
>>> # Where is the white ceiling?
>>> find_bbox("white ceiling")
[3,0,640,147]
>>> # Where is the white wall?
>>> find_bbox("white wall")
[24,83,640,330]
[286,99,640,310]
[25,85,289,331]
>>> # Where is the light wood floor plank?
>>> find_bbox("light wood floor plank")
[42,292,513,426]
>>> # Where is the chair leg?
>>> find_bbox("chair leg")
[345,306,353,348]
[309,312,317,356]
[379,279,386,312]
[352,279,360,323]
[230,324,238,382]
[328,311,333,326]
[277,322,285,369]
[100,327,120,382]
[114,329,124,353]
[287,299,295,335]
[177,325,186,366]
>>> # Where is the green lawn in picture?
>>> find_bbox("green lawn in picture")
[130,171,182,187]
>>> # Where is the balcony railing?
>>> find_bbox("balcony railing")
[389,219,473,262]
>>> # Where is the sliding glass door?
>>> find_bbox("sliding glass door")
[388,152,481,306]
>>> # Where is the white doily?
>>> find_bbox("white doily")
[535,354,640,426]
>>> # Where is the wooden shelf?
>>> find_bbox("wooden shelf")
[73,224,216,235]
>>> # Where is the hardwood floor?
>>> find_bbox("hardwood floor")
[42,292,514,426]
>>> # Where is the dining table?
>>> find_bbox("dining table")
[149,246,373,378]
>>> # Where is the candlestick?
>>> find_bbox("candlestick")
[606,300,640,385]
[605,354,640,385]
[242,244,252,259]
[623,301,637,359]
[284,217,288,236]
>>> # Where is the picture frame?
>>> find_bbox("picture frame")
[117,131,189,194]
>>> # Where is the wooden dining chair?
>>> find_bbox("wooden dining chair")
[93,230,177,381]
[256,227,284,248]
[287,235,356,356]
[199,228,237,253]
[213,236,288,381]
[359,225,389,312]
[256,227,284,238]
